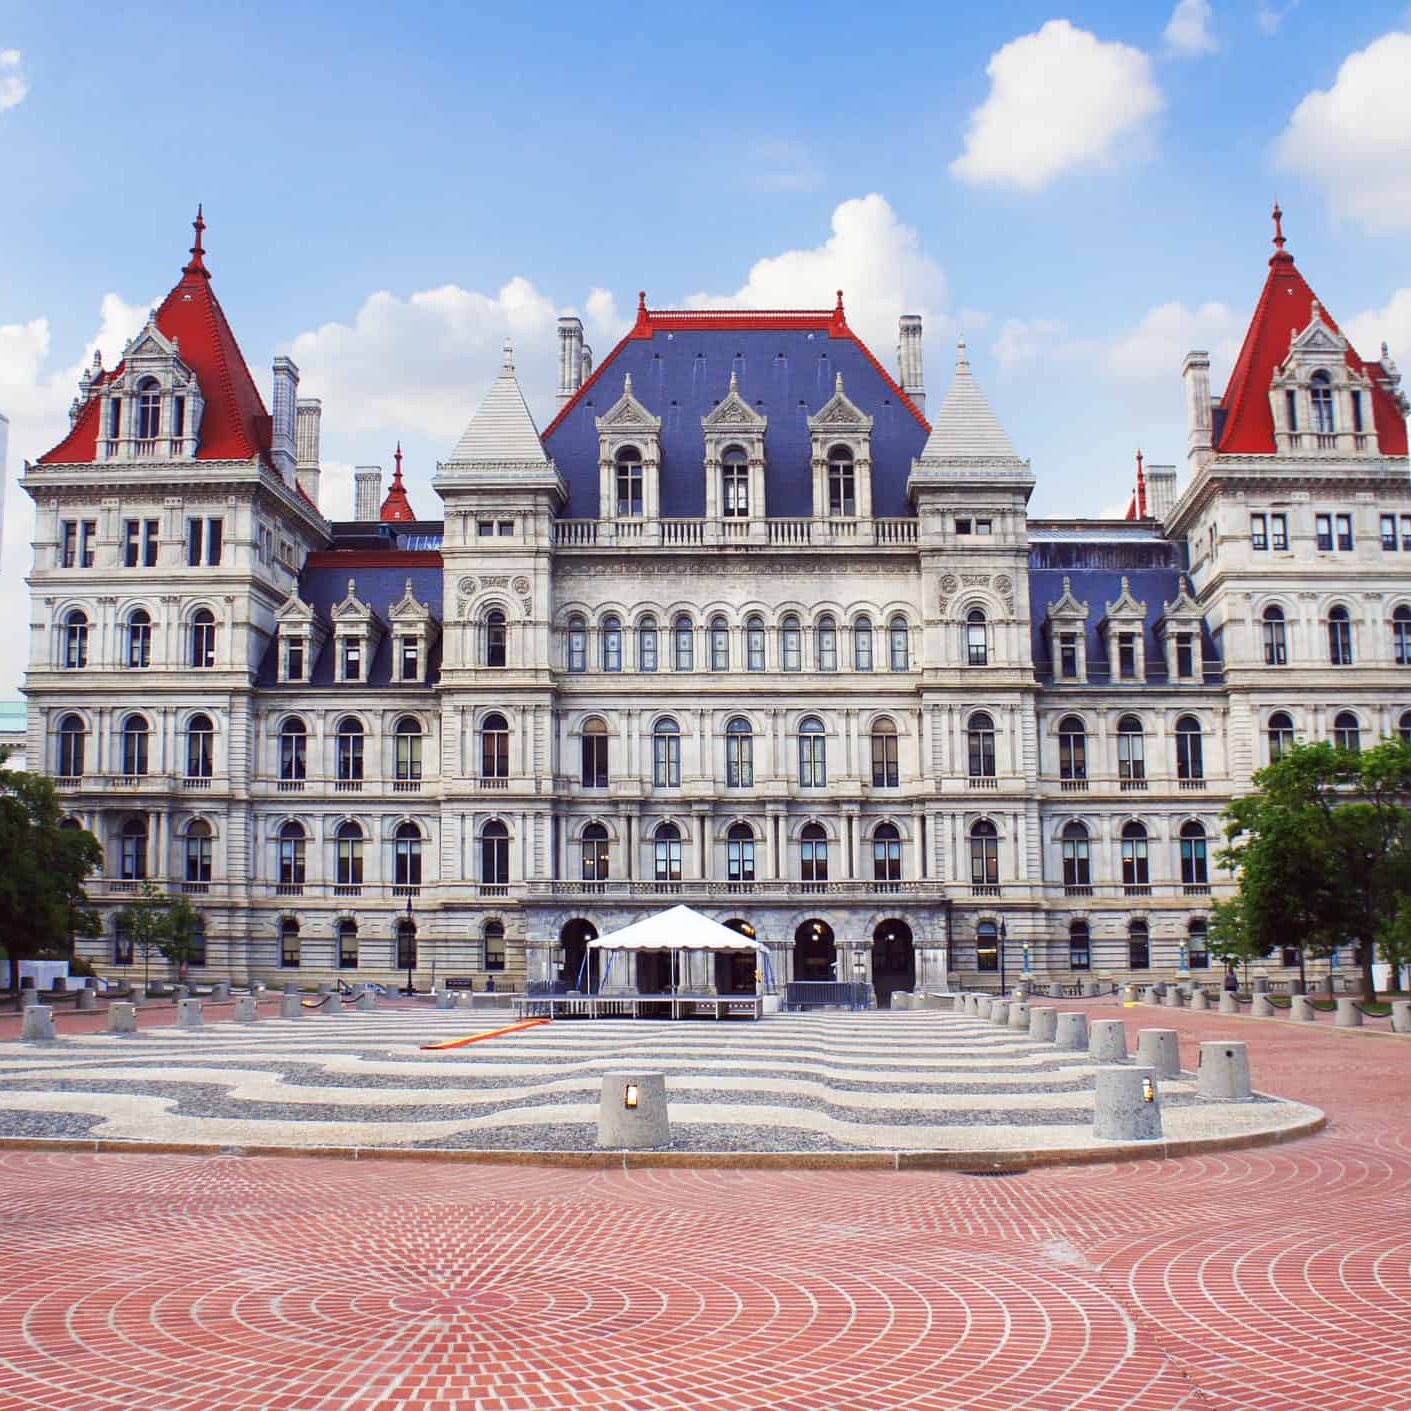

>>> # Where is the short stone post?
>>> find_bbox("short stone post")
[435,992,455,1010]
[1093,1065,1162,1141]
[76,987,97,1011]
[356,990,377,1012]
[1028,1006,1058,1042]
[1121,985,1137,1003]
[174,984,190,1002]
[1089,1019,1128,1061]
[283,982,299,995]
[1196,1041,1252,1100]
[1391,999,1411,1035]
[922,993,947,1010]
[892,991,913,1011]
[233,995,258,1023]
[1219,993,1239,1015]
[1252,974,1270,994]
[990,1000,1010,1026]
[1251,994,1276,1017]
[976,996,993,1019]
[597,1071,670,1150]
[1007,1001,1031,1031]
[107,1002,137,1034]
[1055,1011,1089,1051]
[1136,1028,1181,1077]
[1290,995,1315,1022]
[317,982,333,995]
[280,993,302,1019]
[21,1006,55,1041]
[209,982,230,1002]
[20,987,41,1007]
[1082,980,1102,998]
[1191,990,1209,1012]
[455,992,474,1010]
[1165,988,1186,1008]
[129,984,146,1005]
[1335,997,1362,1028]
[176,998,203,1029]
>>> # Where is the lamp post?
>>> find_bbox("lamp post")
[1021,936,1032,979]
[1178,935,1190,977]
[999,920,1008,993]
[402,893,415,996]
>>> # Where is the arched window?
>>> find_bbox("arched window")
[335,717,365,782]
[871,717,899,788]
[727,822,756,886]
[1180,821,1208,886]
[279,717,307,782]
[653,822,682,884]
[1061,821,1090,888]
[827,446,856,516]
[975,919,999,972]
[185,713,214,780]
[394,821,422,889]
[673,615,694,671]
[780,615,802,672]
[854,616,874,672]
[615,446,644,517]
[1268,711,1295,761]
[725,717,753,788]
[338,919,358,969]
[1333,710,1361,753]
[1175,715,1204,781]
[721,446,749,517]
[1393,605,1411,665]
[965,609,988,667]
[652,717,681,787]
[394,716,423,783]
[1069,920,1091,971]
[581,822,609,882]
[57,714,85,778]
[190,608,216,669]
[1117,716,1145,781]
[1058,715,1087,781]
[280,917,300,969]
[1310,369,1335,435]
[1120,821,1149,886]
[120,714,149,776]
[335,821,364,887]
[601,615,623,673]
[184,819,212,885]
[1128,919,1150,970]
[480,712,509,779]
[581,716,609,788]
[485,609,507,668]
[1401,710,1411,745]
[1328,605,1353,666]
[1188,918,1210,969]
[872,822,902,886]
[136,376,161,440]
[126,609,151,669]
[798,716,826,787]
[119,817,147,880]
[816,615,838,672]
[483,918,506,970]
[709,615,729,672]
[1263,605,1288,666]
[566,615,587,673]
[745,615,766,671]
[889,616,910,671]
[481,820,510,885]
[637,616,659,673]
[278,821,306,887]
[967,712,996,779]
[969,820,998,886]
[63,609,88,670]
[800,822,829,886]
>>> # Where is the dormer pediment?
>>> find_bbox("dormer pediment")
[808,373,873,433]
[1102,576,1147,624]
[702,370,767,432]
[275,589,318,627]
[1159,575,1202,627]
[595,374,661,434]
[388,577,434,627]
[333,578,378,626]
[1045,576,1090,623]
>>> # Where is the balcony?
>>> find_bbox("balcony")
[968,776,999,790]
[1119,778,1148,792]
[971,884,1001,898]
[393,779,422,793]
[1064,884,1093,897]
[525,879,949,902]
[476,777,510,790]
[276,883,305,897]
[1183,883,1211,897]
[1178,778,1207,791]
[392,885,421,899]
[333,884,362,898]
[334,779,363,793]
[277,779,306,793]
[182,881,209,895]
[549,516,919,549]
[1060,778,1089,792]
[182,776,213,790]
[1124,884,1152,897]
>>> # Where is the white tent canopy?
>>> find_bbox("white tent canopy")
[587,905,766,953]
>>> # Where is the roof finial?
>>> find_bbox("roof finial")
[183,203,209,278]
[501,340,514,372]
[835,371,844,395]
[1272,199,1285,252]
[955,335,970,370]
[638,290,647,313]
[835,289,845,313]
[1135,449,1147,518]
[728,368,739,393]
[393,441,404,483]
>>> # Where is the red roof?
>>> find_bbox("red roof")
[380,444,416,522]
[38,211,274,465]
[1217,234,1408,457]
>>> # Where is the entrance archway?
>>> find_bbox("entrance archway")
[871,918,915,1005]
[559,918,598,992]
[716,918,759,994]
[794,918,836,981]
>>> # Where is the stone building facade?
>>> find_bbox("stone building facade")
[19,213,1411,996]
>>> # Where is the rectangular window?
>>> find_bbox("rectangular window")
[124,519,140,567]
[1336,513,1353,551]
[80,520,96,567]
[1118,634,1137,680]
[1315,514,1333,551]
[186,518,203,567]
[342,638,361,681]
[1250,513,1267,550]
[172,395,186,439]
[497,521,513,536]
[975,519,992,535]
[1176,634,1194,678]
[1383,514,1398,551]
[1207,523,1216,561]
[60,521,77,568]
[285,639,304,681]
[1270,513,1288,550]
[1069,929,1091,971]
[1286,389,1298,433]
[1352,391,1364,434]
[955,518,972,535]
[206,518,223,565]
[1059,634,1078,679]
[142,519,158,568]
[477,521,494,537]
[1402,515,1411,551]
[400,637,419,681]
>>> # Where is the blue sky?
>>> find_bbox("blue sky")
[2,0,1410,689]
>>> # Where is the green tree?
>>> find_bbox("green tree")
[116,882,172,988]
[157,892,205,982]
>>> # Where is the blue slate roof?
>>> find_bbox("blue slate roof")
[542,325,931,519]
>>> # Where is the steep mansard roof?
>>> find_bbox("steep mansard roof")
[541,299,931,518]
[39,212,275,466]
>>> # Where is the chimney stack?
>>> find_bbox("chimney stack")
[558,317,584,401]
[1182,351,1213,472]
[1145,464,1178,520]
[581,343,593,383]
[295,398,322,508]
[897,315,924,414]
[271,356,299,480]
[354,467,383,522]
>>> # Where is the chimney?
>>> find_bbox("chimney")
[897,314,924,414]
[581,343,593,383]
[271,356,299,480]
[1146,464,1178,520]
[354,466,383,522]
[295,398,322,508]
[558,316,584,401]
[1182,350,1213,471]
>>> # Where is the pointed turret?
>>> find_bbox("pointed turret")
[915,338,1023,463]
[380,442,416,521]
[444,342,551,467]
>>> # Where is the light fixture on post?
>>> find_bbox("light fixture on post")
[624,1083,639,1110]
[402,893,415,997]
[1021,936,1032,978]
[1141,1076,1156,1103]
[1178,935,1190,977]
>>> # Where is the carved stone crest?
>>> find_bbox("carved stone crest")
[512,575,531,595]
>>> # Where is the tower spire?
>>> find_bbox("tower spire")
[1269,200,1292,267]
[183,204,209,278]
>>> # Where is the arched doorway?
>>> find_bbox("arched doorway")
[559,918,598,992]
[794,918,836,981]
[716,918,759,994]
[871,918,915,1006]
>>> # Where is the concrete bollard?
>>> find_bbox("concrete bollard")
[1083,980,1102,998]
[922,993,947,1010]
[976,996,994,1020]
[76,987,97,1011]
[323,992,343,1015]
[283,982,300,995]
[1252,994,1276,1018]
[1219,993,1239,1015]
[174,985,190,1002]
[1136,1028,1182,1078]
[1391,999,1411,1035]
[1191,990,1209,1011]
[280,993,302,1020]
[209,982,230,1002]
[317,982,333,995]
[1121,985,1137,1003]
[435,992,455,1010]
[176,999,203,1029]
[20,987,41,1007]
[1093,1065,1162,1141]
[597,1071,670,1150]
[128,985,146,1005]
[961,993,975,1015]
[1252,974,1270,994]
[107,1002,137,1034]
[1089,1019,1128,1062]
[455,993,474,1010]
[1165,988,1186,1009]
[1290,995,1314,1022]
[1055,1011,1089,1051]
[233,995,258,1023]
[892,991,913,1011]
[356,991,377,1012]
[990,1001,1010,1027]
[1196,1041,1252,1100]
[1028,1006,1058,1042]
[1335,997,1362,1028]
[1007,1001,1031,1031]
[21,1006,55,1041]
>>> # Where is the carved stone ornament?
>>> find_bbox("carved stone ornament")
[458,576,477,595]
[512,575,531,595]
[481,575,510,588]
[961,574,990,586]
[940,574,960,595]
[521,597,533,615]
[994,574,1013,595]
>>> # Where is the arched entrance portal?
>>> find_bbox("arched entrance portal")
[794,918,836,982]
[871,919,915,1006]
[559,918,598,992]
[715,918,759,994]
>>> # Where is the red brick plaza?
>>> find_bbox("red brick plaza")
[0,1005,1406,1411]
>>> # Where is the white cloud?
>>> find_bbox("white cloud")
[991,317,1067,371]
[1273,31,1411,233]
[742,139,824,193]
[1345,287,1411,369]
[1163,0,1217,55]
[1103,300,1242,383]
[1257,2,1298,34]
[949,20,1163,192]
[0,49,26,111]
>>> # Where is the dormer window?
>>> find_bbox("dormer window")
[108,398,122,440]
[342,638,362,681]
[1310,371,1335,434]
[615,448,644,517]
[136,378,161,441]
[285,637,305,682]
[721,447,750,517]
[399,636,419,681]
[828,447,856,516]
